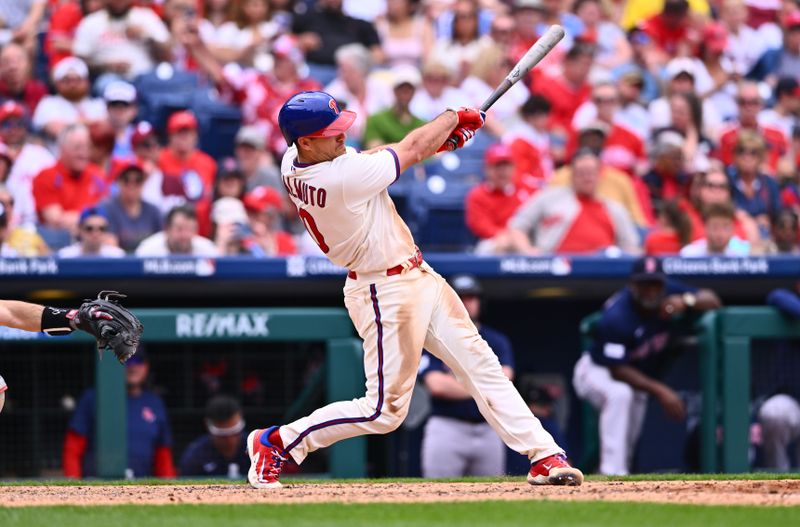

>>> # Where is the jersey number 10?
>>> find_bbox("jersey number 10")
[298,208,330,254]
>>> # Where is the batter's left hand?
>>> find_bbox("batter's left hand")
[437,127,476,152]
[448,107,486,130]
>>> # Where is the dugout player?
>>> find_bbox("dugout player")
[572,256,721,475]
[179,395,250,478]
[418,274,513,478]
[245,90,584,488]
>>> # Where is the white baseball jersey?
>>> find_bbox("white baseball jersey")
[280,145,416,272]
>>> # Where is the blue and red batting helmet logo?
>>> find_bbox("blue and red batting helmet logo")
[329,99,340,114]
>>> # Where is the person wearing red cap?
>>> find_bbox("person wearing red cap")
[243,186,297,256]
[0,100,55,229]
[157,110,217,206]
[32,124,109,235]
[0,42,48,116]
[129,121,165,209]
[465,143,526,254]
[100,162,163,253]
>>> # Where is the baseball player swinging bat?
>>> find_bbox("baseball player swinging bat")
[444,25,565,150]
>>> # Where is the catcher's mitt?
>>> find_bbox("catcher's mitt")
[71,291,144,364]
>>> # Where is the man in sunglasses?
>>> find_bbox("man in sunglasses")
[102,162,162,253]
[57,206,125,258]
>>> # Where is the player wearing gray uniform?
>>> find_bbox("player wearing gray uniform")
[245,90,583,488]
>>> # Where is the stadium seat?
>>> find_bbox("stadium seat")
[191,91,243,160]
[408,178,476,252]
[133,66,201,140]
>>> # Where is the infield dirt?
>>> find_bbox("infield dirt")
[1,480,799,507]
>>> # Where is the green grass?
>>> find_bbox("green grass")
[2,501,799,527]
[3,472,800,486]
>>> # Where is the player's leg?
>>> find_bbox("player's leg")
[248,277,435,487]
[419,268,578,485]
[466,423,506,476]
[758,394,800,471]
[421,416,470,478]
[625,391,649,470]
[573,353,635,475]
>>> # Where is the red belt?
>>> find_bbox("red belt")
[347,249,423,280]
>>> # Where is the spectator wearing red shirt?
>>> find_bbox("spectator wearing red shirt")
[507,149,640,255]
[529,41,594,141]
[717,81,788,175]
[503,94,553,196]
[640,0,692,58]
[243,186,298,257]
[644,199,693,255]
[45,0,104,70]
[465,144,526,254]
[0,42,48,116]
[158,111,217,208]
[32,124,109,233]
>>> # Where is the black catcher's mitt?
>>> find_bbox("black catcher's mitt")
[72,291,144,364]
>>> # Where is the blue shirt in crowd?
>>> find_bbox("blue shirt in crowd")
[418,325,514,422]
[69,388,172,477]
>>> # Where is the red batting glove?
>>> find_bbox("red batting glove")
[447,107,486,130]
[436,127,477,153]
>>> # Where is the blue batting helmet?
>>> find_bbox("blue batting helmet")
[278,91,356,145]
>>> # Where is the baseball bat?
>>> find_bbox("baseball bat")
[480,24,565,112]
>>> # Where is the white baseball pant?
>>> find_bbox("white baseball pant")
[573,353,648,475]
[758,394,800,471]
[277,263,563,465]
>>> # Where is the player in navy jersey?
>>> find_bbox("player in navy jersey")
[572,256,721,475]
[63,346,175,478]
[179,395,250,478]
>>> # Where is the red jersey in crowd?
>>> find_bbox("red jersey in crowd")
[640,14,688,57]
[158,148,217,203]
[556,195,616,253]
[465,183,526,239]
[717,124,788,175]
[32,161,109,220]
[529,72,591,133]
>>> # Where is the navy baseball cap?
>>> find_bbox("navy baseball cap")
[126,344,148,366]
[450,274,483,296]
[630,257,666,283]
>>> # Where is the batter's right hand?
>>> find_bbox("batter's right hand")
[447,107,486,130]
[437,127,476,152]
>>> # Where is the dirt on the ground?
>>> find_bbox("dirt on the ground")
[1,480,799,507]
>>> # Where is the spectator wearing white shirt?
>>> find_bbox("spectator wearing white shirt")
[136,205,218,257]
[57,207,125,258]
[72,0,171,80]
[410,59,470,121]
[719,0,765,76]
[31,57,107,142]
[215,0,279,67]
[680,202,751,256]
[1,100,55,228]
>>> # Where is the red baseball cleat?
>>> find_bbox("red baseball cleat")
[527,453,584,486]
[247,426,287,489]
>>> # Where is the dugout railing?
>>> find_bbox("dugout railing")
[1,308,365,479]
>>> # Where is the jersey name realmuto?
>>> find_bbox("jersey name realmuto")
[280,145,416,273]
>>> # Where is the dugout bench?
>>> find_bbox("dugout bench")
[579,307,800,474]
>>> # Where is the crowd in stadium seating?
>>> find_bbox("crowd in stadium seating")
[0,0,798,258]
